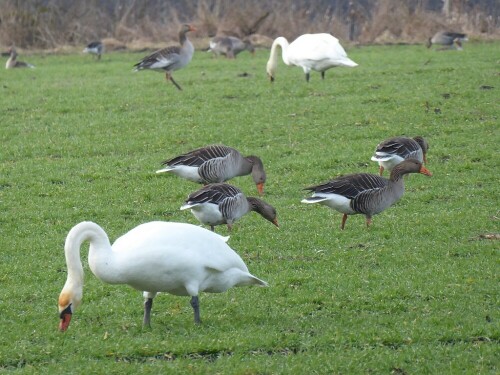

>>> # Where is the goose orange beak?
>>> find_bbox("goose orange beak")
[272,219,279,228]
[256,182,265,195]
[420,165,432,176]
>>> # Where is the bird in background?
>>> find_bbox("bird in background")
[83,41,104,60]
[58,221,267,330]
[427,32,468,50]
[302,159,432,230]
[208,36,255,58]
[5,47,35,69]
[181,183,278,231]
[156,144,267,195]
[133,24,196,90]
[266,33,357,82]
[371,136,429,176]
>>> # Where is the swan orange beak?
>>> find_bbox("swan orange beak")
[59,313,72,331]
[419,165,432,176]
[59,304,72,331]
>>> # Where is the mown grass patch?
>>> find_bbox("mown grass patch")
[1,42,498,373]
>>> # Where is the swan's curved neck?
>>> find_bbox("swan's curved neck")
[270,37,290,65]
[63,222,119,291]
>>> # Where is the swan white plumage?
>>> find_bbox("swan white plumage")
[266,33,358,82]
[58,221,267,331]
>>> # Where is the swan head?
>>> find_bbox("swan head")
[58,289,82,331]
[266,59,276,82]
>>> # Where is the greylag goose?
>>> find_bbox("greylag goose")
[181,183,278,231]
[301,159,432,230]
[133,24,196,90]
[58,221,267,330]
[266,33,357,82]
[156,145,267,195]
[209,36,255,58]
[371,136,429,176]
[83,41,103,60]
[426,32,468,50]
[5,47,34,69]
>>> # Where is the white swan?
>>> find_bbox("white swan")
[58,221,267,331]
[266,33,358,82]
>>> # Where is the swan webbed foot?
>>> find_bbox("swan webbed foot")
[190,296,201,324]
[143,298,153,327]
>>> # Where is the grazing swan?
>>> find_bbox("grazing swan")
[301,159,432,230]
[58,221,267,331]
[156,145,267,195]
[83,41,104,60]
[181,183,278,231]
[371,136,429,175]
[426,32,468,50]
[209,36,255,58]
[266,33,357,82]
[5,47,35,69]
[133,24,196,90]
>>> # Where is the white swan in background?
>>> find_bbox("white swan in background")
[58,221,267,331]
[266,33,358,82]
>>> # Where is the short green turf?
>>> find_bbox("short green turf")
[0,43,498,374]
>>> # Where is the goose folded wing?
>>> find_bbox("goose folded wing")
[305,173,388,199]
[163,145,233,167]
[137,46,181,70]
[187,184,241,205]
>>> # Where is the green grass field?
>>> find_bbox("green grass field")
[1,42,499,374]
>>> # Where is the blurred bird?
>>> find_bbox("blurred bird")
[181,183,278,231]
[133,24,196,90]
[209,36,255,58]
[5,47,35,69]
[427,32,468,50]
[266,33,357,82]
[83,41,104,60]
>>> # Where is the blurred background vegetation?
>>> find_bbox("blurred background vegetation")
[0,0,498,50]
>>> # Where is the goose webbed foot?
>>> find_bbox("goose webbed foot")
[143,298,153,327]
[190,296,201,324]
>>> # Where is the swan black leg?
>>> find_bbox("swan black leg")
[321,71,325,80]
[305,72,310,82]
[143,298,153,327]
[190,296,201,324]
